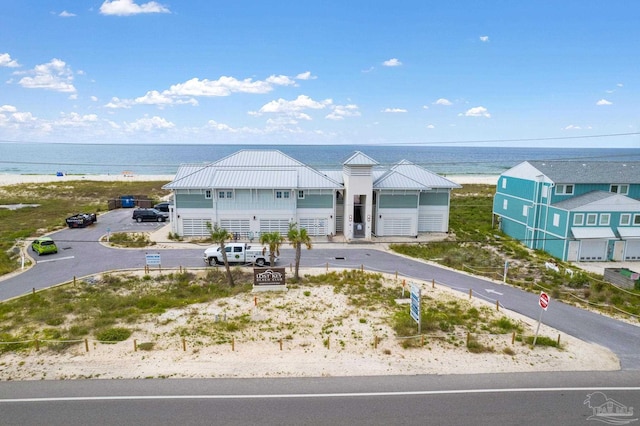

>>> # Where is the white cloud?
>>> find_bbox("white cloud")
[99,0,170,16]
[325,104,360,120]
[596,99,612,106]
[135,90,174,105]
[479,35,489,42]
[0,105,17,113]
[55,112,99,127]
[59,11,76,17]
[563,124,592,130]
[422,105,429,110]
[426,124,435,129]
[266,74,297,86]
[0,53,20,68]
[617,83,623,87]
[104,97,133,109]
[257,95,332,120]
[166,76,272,97]
[433,98,452,106]
[295,71,316,80]
[382,58,402,67]
[91,96,99,102]
[461,106,491,118]
[125,116,175,132]
[382,108,407,113]
[17,58,76,92]
[11,112,37,123]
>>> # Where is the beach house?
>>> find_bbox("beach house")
[492,161,640,262]
[162,150,460,241]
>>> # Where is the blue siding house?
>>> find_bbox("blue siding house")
[493,161,640,262]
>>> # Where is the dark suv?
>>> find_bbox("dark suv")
[132,208,169,223]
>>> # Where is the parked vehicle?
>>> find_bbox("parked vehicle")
[132,208,169,223]
[203,242,276,267]
[65,213,97,228]
[31,237,58,256]
[154,202,172,212]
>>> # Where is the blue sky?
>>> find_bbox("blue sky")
[1,1,638,147]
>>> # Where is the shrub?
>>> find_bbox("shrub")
[96,327,132,343]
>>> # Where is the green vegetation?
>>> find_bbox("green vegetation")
[108,232,155,248]
[0,180,170,275]
[391,184,640,318]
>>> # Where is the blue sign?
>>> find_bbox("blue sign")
[145,253,161,266]
[410,284,421,323]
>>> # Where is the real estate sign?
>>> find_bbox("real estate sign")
[253,267,286,286]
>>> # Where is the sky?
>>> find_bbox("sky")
[1,1,639,147]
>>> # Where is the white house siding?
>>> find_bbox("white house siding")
[418,205,448,232]
[376,208,416,236]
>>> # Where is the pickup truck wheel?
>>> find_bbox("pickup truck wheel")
[208,257,216,266]
[157,217,163,222]
[136,217,143,223]
[255,258,266,267]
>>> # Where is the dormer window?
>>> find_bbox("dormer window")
[610,184,629,195]
[555,184,574,195]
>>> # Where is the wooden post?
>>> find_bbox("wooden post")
[35,339,39,351]
[326,262,329,272]
[361,264,364,272]
[374,335,378,349]
[557,334,561,346]
[466,332,471,347]
[432,279,435,289]
[469,288,473,299]
[84,338,89,352]
[32,288,35,295]
[182,338,186,352]
[496,300,500,311]
[421,335,425,346]
[254,296,257,306]
[73,276,76,285]
[327,336,330,350]
[279,338,283,351]
[395,271,398,280]
[511,332,516,345]
[134,339,137,352]
[232,337,235,352]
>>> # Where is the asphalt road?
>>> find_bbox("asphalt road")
[2,209,639,370]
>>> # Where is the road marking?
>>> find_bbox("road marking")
[1,387,639,403]
[36,256,75,264]
[485,289,503,295]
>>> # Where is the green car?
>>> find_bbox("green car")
[31,237,58,256]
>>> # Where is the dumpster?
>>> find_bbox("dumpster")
[121,195,135,208]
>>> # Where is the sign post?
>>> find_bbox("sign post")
[532,291,549,347]
[410,283,421,334]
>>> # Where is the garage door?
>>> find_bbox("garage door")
[418,213,444,232]
[579,240,607,261]
[220,219,250,238]
[383,218,413,236]
[259,219,289,234]
[625,239,640,260]
[183,219,210,236]
[299,218,327,236]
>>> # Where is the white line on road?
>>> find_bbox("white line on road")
[36,256,75,264]
[485,289,503,295]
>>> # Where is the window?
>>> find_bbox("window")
[610,184,629,195]
[522,206,528,217]
[276,190,290,199]
[553,213,560,227]
[501,178,507,189]
[298,190,305,199]
[599,213,610,226]
[502,199,508,210]
[634,214,640,225]
[555,184,574,195]
[620,214,631,226]
[218,190,233,199]
[573,213,584,226]
[205,189,212,199]
[226,191,233,199]
[541,185,548,198]
[586,213,597,225]
[218,191,225,199]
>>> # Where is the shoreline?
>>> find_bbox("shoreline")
[0,173,498,186]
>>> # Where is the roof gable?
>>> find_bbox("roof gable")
[343,151,378,166]
[374,160,461,190]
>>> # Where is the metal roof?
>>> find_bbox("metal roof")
[374,160,462,190]
[164,150,342,190]
[618,228,640,239]
[527,161,640,184]
[553,191,640,211]
[343,151,379,166]
[571,227,616,239]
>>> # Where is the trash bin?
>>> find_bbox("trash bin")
[121,195,135,208]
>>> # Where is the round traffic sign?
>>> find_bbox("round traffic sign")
[539,292,549,310]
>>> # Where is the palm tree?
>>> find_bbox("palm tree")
[206,222,234,287]
[287,222,312,281]
[259,231,284,267]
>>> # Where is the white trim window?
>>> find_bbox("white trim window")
[610,184,629,195]
[634,214,640,225]
[599,213,610,226]
[205,189,212,199]
[218,190,233,199]
[573,213,584,226]
[555,184,574,195]
[276,190,290,199]
[553,213,560,227]
[620,213,631,226]
[522,206,528,217]
[502,199,508,210]
[586,213,597,225]
[298,190,305,199]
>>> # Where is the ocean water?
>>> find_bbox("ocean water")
[1,142,639,176]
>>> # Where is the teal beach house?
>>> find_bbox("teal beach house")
[493,161,640,262]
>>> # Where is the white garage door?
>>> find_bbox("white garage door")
[183,219,210,236]
[383,218,413,236]
[259,219,289,234]
[625,240,640,260]
[579,240,607,261]
[418,213,444,232]
[299,218,327,236]
[220,219,250,238]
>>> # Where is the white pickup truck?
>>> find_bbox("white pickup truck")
[203,242,276,267]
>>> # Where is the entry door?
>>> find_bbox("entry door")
[567,241,579,261]
[612,241,625,261]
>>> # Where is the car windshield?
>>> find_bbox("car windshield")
[41,241,54,246]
